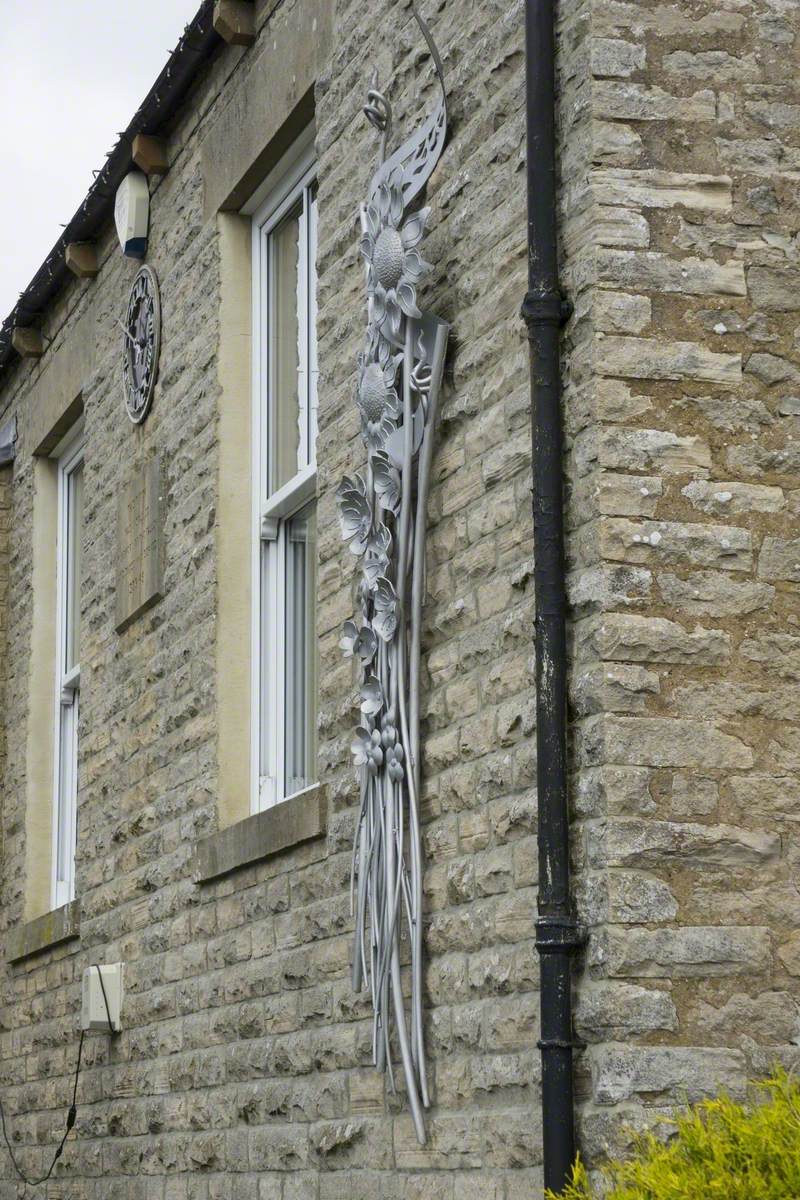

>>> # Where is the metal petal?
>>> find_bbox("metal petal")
[351,725,373,764]
[401,250,431,283]
[389,183,404,227]
[371,286,387,326]
[372,449,401,513]
[340,619,359,657]
[365,204,381,239]
[400,208,429,249]
[372,577,398,642]
[397,281,422,319]
[376,182,392,222]
[355,625,378,664]
[360,675,384,715]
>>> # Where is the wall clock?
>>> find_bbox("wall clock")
[122,265,161,424]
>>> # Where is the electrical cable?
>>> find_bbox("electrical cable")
[0,965,114,1186]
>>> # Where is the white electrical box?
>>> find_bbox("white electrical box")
[81,963,124,1032]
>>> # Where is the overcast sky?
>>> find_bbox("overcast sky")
[0,0,200,320]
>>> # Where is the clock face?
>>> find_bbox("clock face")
[122,265,160,424]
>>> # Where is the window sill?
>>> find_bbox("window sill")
[8,900,81,963]
[194,783,327,882]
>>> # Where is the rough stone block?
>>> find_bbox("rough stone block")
[597,336,741,386]
[599,925,772,978]
[576,983,677,1042]
[658,571,774,616]
[598,250,747,297]
[591,168,733,212]
[601,517,752,572]
[593,613,730,666]
[600,819,780,869]
[758,537,800,582]
[582,715,754,769]
[681,479,783,515]
[591,1045,746,1105]
[596,426,711,473]
[591,38,646,78]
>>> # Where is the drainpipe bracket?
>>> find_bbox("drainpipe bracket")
[537,1036,587,1051]
[535,915,586,956]
[520,290,573,329]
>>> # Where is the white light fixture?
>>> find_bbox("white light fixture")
[114,172,150,258]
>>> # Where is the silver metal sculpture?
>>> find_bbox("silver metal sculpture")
[337,8,448,1146]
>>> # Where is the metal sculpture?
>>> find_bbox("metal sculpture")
[337,7,448,1145]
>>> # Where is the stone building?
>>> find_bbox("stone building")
[0,0,798,1196]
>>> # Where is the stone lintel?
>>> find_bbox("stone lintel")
[195,784,327,881]
[201,0,332,220]
[132,134,169,176]
[7,900,81,963]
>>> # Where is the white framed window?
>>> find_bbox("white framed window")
[248,137,319,812]
[52,426,84,907]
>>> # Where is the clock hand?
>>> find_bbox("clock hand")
[116,317,137,348]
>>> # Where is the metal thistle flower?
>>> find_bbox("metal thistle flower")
[357,344,401,449]
[361,168,431,345]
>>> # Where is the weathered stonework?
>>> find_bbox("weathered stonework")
[0,463,9,866]
[562,0,800,1178]
[0,0,797,1196]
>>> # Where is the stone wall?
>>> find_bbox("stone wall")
[0,0,797,1197]
[0,1,545,1197]
[0,463,9,863]
[566,0,800,1173]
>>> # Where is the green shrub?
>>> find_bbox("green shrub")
[548,1072,800,1200]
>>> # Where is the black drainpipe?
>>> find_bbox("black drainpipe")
[521,0,580,1193]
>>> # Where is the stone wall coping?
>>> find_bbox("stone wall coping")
[194,783,327,882]
[7,900,81,963]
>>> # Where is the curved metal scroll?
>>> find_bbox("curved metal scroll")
[367,8,447,210]
[337,8,449,1145]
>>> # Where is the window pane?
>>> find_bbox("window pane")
[284,500,317,796]
[308,182,318,465]
[270,200,303,493]
[65,460,83,674]
[56,696,78,901]
[258,541,272,793]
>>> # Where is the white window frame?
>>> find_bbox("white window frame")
[51,425,84,908]
[247,137,318,813]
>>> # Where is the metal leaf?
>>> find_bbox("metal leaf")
[385,404,425,470]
